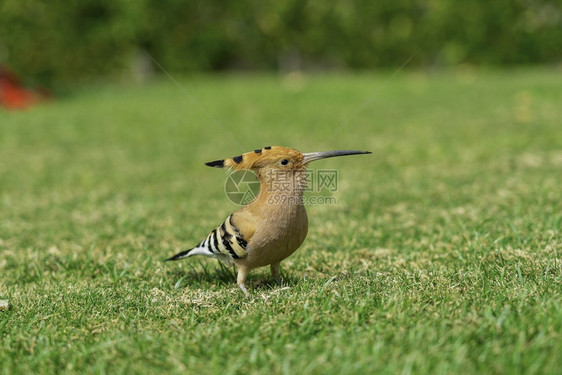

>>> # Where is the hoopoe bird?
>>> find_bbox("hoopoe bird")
[166,146,370,296]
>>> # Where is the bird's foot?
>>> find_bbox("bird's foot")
[270,263,282,287]
[238,283,250,298]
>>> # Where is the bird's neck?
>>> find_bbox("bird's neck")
[252,169,307,209]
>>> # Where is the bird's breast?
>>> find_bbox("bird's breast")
[243,202,308,268]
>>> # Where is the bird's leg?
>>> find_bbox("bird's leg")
[236,266,250,298]
[270,262,282,286]
[239,284,249,298]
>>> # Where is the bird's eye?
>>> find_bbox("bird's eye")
[280,159,289,166]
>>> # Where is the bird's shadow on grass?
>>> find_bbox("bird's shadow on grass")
[168,261,300,291]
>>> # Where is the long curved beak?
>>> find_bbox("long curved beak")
[302,150,371,164]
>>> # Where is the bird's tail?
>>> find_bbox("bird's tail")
[165,248,194,261]
[165,243,216,261]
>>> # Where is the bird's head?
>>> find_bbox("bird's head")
[205,146,371,174]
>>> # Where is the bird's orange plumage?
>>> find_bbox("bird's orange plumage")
[167,146,371,296]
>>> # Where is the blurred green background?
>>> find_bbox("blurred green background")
[2,2,562,373]
[1,0,561,89]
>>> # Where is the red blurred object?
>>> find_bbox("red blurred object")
[0,67,49,110]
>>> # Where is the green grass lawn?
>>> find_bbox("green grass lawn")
[1,68,561,374]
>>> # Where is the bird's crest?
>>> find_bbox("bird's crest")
[205,146,304,171]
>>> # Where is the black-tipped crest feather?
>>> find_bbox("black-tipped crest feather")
[205,159,224,168]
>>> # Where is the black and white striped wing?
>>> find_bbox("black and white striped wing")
[166,215,249,263]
